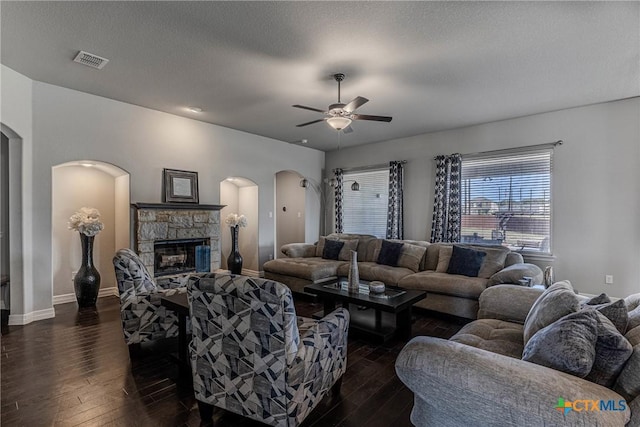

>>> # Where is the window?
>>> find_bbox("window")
[342,169,389,238]
[460,148,552,254]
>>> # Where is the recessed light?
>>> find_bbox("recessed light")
[188,107,203,113]
[80,162,95,168]
[301,139,308,144]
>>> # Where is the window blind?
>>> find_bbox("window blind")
[460,149,553,253]
[342,169,389,238]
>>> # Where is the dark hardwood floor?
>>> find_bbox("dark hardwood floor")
[0,296,466,426]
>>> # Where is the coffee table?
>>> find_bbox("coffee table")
[160,292,190,378]
[305,278,426,342]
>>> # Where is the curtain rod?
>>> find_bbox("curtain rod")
[434,140,563,160]
[332,160,407,173]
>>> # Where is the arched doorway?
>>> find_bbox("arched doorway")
[220,177,259,275]
[51,161,130,303]
[274,170,306,259]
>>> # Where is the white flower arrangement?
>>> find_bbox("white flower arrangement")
[68,207,104,236]
[225,213,248,228]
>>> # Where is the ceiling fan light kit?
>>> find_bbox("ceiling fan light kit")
[293,73,392,133]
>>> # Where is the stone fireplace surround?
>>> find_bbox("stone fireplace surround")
[132,203,224,278]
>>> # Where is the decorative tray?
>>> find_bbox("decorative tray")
[323,281,406,299]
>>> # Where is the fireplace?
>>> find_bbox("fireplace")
[132,202,224,278]
[154,238,210,277]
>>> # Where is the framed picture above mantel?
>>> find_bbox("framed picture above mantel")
[163,168,199,203]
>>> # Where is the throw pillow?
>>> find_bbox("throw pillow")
[377,240,404,267]
[322,239,344,260]
[396,243,428,273]
[624,294,640,331]
[315,236,328,257]
[472,246,510,279]
[522,310,598,378]
[338,239,359,261]
[585,293,612,305]
[446,245,486,277]
[583,298,628,335]
[523,280,579,344]
[486,263,544,287]
[435,245,453,273]
[585,311,633,387]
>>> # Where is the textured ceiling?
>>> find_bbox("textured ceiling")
[2,1,639,152]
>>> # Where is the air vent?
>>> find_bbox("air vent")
[73,51,109,70]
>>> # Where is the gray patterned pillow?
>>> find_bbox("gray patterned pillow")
[624,294,640,330]
[583,298,628,335]
[522,310,598,378]
[585,311,633,387]
[523,280,579,344]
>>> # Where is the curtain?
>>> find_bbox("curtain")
[430,154,462,243]
[334,169,344,233]
[386,161,404,239]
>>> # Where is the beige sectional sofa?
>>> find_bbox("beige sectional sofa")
[263,233,543,319]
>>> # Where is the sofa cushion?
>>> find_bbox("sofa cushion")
[486,263,544,287]
[522,310,598,378]
[337,261,413,286]
[449,318,524,359]
[523,280,579,344]
[614,324,640,401]
[324,233,378,261]
[262,257,343,282]
[583,298,628,335]
[435,245,453,273]
[585,311,633,388]
[322,239,344,260]
[376,240,404,267]
[446,246,486,277]
[398,271,488,299]
[585,293,611,305]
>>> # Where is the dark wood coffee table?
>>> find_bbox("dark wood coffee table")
[160,292,190,377]
[305,278,426,342]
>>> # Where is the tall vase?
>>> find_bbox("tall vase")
[347,250,359,293]
[74,233,101,308]
[227,226,243,275]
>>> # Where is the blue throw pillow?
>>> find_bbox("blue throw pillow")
[377,240,404,267]
[446,245,486,277]
[322,239,344,260]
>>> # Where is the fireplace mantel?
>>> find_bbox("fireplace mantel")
[132,202,225,211]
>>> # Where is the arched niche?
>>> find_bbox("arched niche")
[51,161,130,302]
[220,177,259,274]
[274,170,306,259]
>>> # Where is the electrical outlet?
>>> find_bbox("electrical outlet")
[605,275,614,285]
[71,270,77,282]
[268,254,273,260]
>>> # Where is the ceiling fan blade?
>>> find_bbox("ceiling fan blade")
[292,104,326,113]
[342,125,354,134]
[353,114,392,122]
[343,96,369,113]
[296,118,326,127]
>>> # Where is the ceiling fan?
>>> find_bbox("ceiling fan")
[293,73,392,133]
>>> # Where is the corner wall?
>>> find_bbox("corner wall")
[326,98,640,298]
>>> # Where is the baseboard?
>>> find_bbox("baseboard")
[8,307,55,325]
[53,287,119,305]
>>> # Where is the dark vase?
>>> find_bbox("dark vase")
[227,226,243,275]
[74,233,101,308]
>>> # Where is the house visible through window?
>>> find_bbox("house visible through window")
[342,169,389,238]
[460,148,552,254]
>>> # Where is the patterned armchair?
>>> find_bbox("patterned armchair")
[113,248,188,346]
[188,273,350,426]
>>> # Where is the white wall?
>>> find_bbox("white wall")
[51,165,118,297]
[326,98,640,298]
[1,134,9,279]
[239,186,259,271]
[1,65,324,320]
